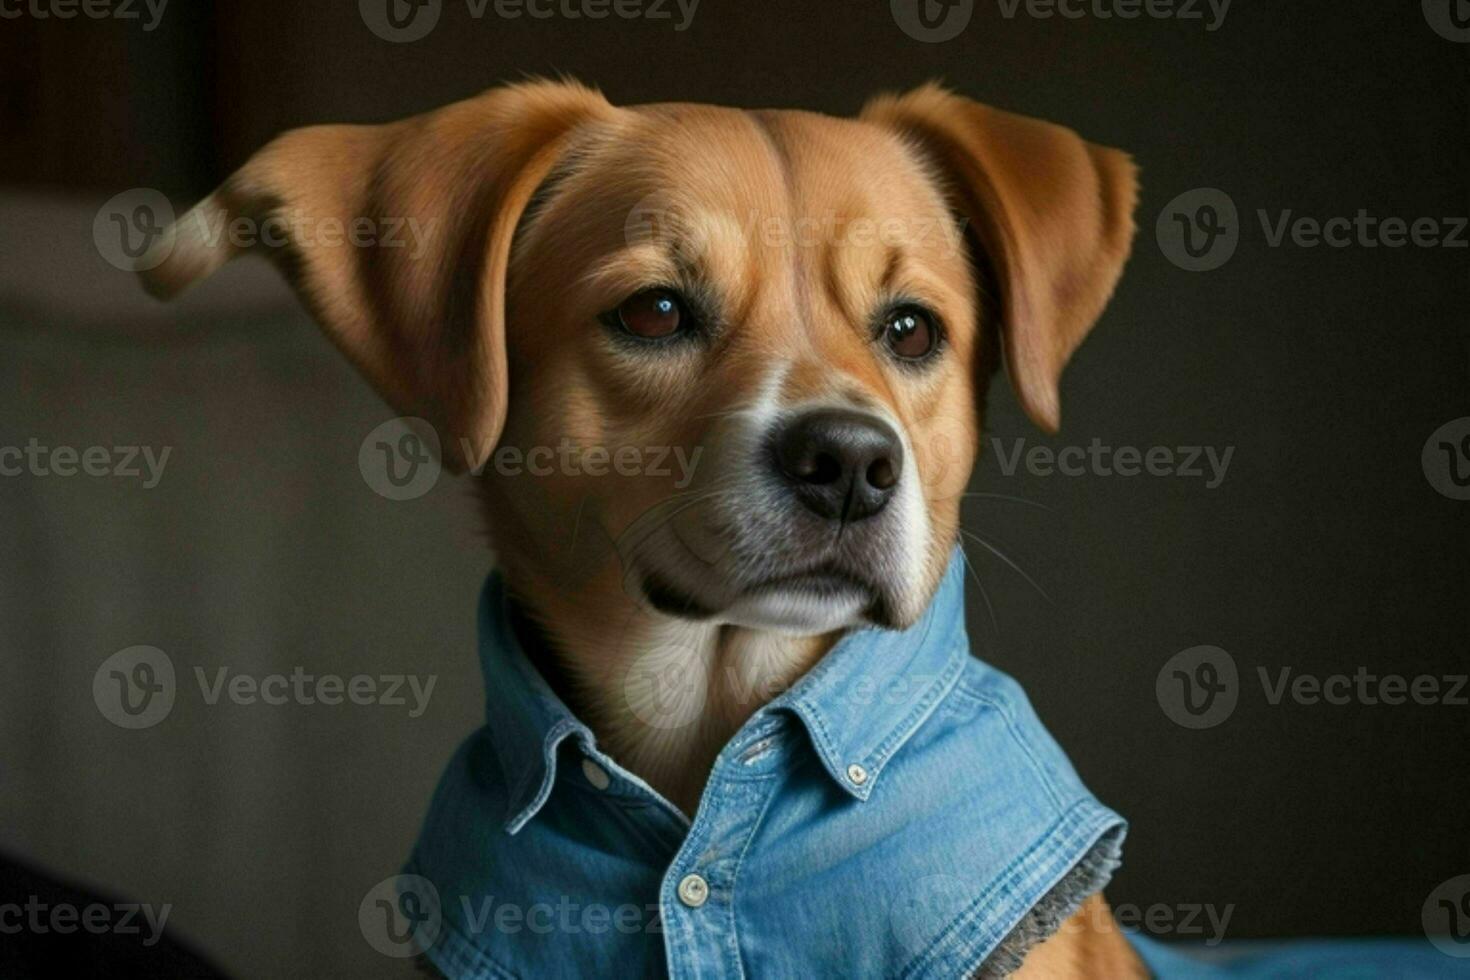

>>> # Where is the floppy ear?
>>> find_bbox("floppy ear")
[141,80,611,471]
[862,84,1138,433]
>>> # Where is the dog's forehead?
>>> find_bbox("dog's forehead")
[594,102,950,221]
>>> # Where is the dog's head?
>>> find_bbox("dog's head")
[144,80,1136,635]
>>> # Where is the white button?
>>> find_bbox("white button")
[676,874,709,908]
[581,758,611,790]
[847,763,869,785]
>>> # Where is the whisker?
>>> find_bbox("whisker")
[958,547,1000,638]
[569,497,589,554]
[958,528,1053,604]
[955,491,1052,511]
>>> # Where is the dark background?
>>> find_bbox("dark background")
[2,0,1467,975]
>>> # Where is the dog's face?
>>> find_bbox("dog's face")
[144,81,1136,635]
[501,106,979,631]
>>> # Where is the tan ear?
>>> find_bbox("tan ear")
[862,84,1138,433]
[141,80,612,471]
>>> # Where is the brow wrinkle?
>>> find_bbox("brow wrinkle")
[748,110,811,334]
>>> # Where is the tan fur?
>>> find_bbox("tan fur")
[143,79,1140,978]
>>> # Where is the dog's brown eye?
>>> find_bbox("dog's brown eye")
[617,289,684,339]
[883,308,938,360]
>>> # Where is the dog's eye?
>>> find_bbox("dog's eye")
[615,289,686,340]
[882,307,939,361]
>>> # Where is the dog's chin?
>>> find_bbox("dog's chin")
[723,582,872,634]
[638,563,904,634]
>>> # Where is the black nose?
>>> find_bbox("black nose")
[773,409,904,522]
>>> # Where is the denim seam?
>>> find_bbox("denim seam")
[959,686,1067,812]
[721,770,783,980]
[896,799,1119,978]
[866,639,969,773]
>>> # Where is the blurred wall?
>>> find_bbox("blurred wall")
[1,1,1468,976]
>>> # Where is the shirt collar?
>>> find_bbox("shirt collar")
[479,548,971,830]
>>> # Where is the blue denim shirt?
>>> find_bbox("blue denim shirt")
[403,551,1126,978]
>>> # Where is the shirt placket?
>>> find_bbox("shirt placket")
[659,723,787,980]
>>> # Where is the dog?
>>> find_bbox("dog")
[140,79,1141,978]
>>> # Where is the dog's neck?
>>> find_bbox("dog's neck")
[498,559,836,816]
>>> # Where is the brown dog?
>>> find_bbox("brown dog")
[142,80,1141,977]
